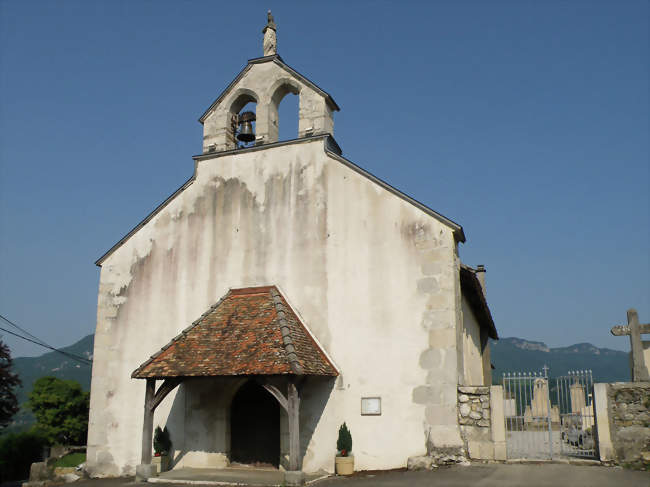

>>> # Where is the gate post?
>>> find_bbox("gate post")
[490,385,507,460]
[593,383,615,461]
[543,366,553,459]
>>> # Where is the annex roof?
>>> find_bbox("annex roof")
[131,286,338,379]
[460,265,498,340]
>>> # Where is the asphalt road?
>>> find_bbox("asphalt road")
[314,464,649,486]
[15,464,647,487]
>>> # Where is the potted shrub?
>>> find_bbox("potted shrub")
[152,426,172,473]
[335,422,354,475]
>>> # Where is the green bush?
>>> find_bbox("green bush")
[0,431,47,482]
[336,422,352,456]
[153,426,172,455]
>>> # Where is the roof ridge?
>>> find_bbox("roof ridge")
[130,291,231,378]
[269,287,304,375]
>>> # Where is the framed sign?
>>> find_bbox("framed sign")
[361,397,381,416]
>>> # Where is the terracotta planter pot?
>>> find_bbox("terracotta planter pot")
[335,455,354,475]
[152,454,171,473]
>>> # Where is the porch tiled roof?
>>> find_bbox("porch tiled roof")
[132,286,337,379]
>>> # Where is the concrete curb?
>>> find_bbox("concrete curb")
[149,479,250,486]
[505,458,602,466]
[146,473,331,486]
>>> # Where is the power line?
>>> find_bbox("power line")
[0,326,92,365]
[0,313,52,348]
[0,315,92,365]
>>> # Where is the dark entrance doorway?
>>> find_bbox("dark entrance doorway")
[230,381,280,467]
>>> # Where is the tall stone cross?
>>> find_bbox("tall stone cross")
[611,309,650,382]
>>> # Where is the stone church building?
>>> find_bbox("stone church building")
[86,14,498,478]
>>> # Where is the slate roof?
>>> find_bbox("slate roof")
[460,265,498,340]
[131,286,337,379]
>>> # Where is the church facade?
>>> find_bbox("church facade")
[86,15,497,478]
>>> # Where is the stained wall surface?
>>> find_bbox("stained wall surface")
[86,137,465,476]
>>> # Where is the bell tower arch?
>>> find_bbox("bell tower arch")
[199,12,339,153]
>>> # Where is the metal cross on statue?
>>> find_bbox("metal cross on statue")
[611,308,650,382]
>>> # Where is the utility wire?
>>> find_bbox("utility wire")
[0,313,52,348]
[0,326,92,365]
[0,315,92,365]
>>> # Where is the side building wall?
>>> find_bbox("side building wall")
[460,295,485,386]
[86,137,465,476]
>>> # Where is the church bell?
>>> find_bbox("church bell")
[236,111,256,143]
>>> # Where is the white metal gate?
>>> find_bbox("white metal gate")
[502,368,554,459]
[502,367,596,460]
[556,370,596,458]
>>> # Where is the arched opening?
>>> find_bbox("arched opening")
[270,81,300,143]
[278,92,299,141]
[228,92,258,149]
[230,381,280,467]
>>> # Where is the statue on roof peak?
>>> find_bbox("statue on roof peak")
[265,10,276,31]
[263,10,277,56]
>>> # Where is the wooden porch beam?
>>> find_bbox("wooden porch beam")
[141,378,155,464]
[261,383,288,412]
[257,377,304,471]
[150,378,182,411]
[287,379,301,471]
[141,377,182,465]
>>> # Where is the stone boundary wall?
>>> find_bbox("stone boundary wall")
[457,385,506,461]
[458,386,491,427]
[606,382,649,469]
[408,384,507,468]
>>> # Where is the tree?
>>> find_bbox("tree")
[336,422,352,456]
[0,431,46,482]
[0,340,21,428]
[27,376,89,445]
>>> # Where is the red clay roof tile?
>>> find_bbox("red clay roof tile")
[131,286,337,379]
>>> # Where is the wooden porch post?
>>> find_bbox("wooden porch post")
[141,378,155,464]
[259,377,303,471]
[287,379,301,471]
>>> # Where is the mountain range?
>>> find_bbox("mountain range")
[2,333,630,433]
[490,337,630,383]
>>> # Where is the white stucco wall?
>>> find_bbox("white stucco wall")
[86,137,464,476]
[461,295,485,386]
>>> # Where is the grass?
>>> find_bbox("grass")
[54,452,86,468]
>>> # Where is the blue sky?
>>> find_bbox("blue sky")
[0,0,647,358]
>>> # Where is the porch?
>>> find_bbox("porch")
[131,286,338,485]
